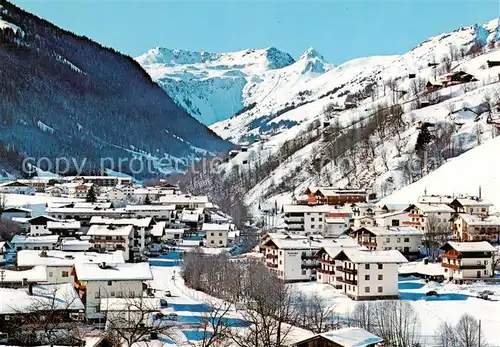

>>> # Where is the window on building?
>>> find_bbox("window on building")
[319,217,323,222]
[319,225,323,228]
[397,238,401,243]
[279,260,282,265]
[219,240,223,244]
[378,274,383,280]
[62,271,69,277]
[129,291,135,298]
[311,225,315,229]
[111,291,115,297]
[210,232,214,236]
[378,286,383,293]
[485,260,488,265]
[311,218,315,222]
[365,287,370,293]
[279,251,282,256]
[378,264,383,270]
[302,270,306,275]
[219,233,222,236]
[108,281,112,286]
[95,292,100,299]
[211,240,214,244]
[365,264,370,270]
[385,238,390,243]
[365,275,370,280]
[48,272,53,277]
[404,237,410,242]
[484,270,488,275]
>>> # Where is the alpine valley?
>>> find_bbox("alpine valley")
[138,19,500,213]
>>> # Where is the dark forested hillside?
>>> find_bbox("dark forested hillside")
[0,0,231,177]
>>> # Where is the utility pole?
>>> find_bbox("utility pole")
[478,319,481,347]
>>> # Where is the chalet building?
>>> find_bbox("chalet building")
[417,194,454,205]
[125,204,175,221]
[353,216,376,228]
[86,225,134,261]
[440,241,495,282]
[17,178,52,192]
[46,185,64,197]
[403,203,454,232]
[0,181,36,195]
[351,202,376,217]
[439,71,478,87]
[348,226,423,260]
[333,249,408,300]
[0,265,48,287]
[47,220,81,238]
[10,234,59,251]
[449,197,492,215]
[46,206,128,228]
[159,194,209,210]
[90,216,155,253]
[283,204,352,237]
[0,207,32,221]
[25,215,60,236]
[373,210,409,227]
[425,80,442,93]
[260,235,357,282]
[300,187,367,206]
[181,209,203,231]
[293,327,383,347]
[0,283,84,342]
[74,262,153,319]
[316,245,360,288]
[452,214,500,242]
[17,249,125,284]
[67,175,132,187]
[203,223,231,247]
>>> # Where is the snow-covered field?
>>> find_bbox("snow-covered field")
[293,275,500,346]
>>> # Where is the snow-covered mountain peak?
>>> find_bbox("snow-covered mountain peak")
[299,47,325,61]
[296,47,330,74]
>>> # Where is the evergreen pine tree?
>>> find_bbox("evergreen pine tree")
[144,195,151,205]
[86,186,97,202]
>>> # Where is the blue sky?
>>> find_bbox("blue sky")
[13,0,500,64]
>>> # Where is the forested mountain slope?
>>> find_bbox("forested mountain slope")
[0,1,231,177]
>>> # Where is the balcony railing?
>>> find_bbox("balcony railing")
[319,258,335,265]
[318,268,335,275]
[302,263,320,270]
[266,262,278,268]
[284,217,305,223]
[338,277,357,285]
[442,263,486,270]
[336,266,357,274]
[266,253,278,259]
[442,252,462,259]
[301,254,317,260]
[359,241,377,247]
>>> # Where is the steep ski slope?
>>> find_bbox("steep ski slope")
[380,135,500,209]
[0,1,231,178]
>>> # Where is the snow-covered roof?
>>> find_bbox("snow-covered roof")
[454,198,493,207]
[335,249,408,264]
[414,202,455,213]
[2,207,32,213]
[151,221,166,237]
[159,195,209,204]
[47,220,81,229]
[75,262,153,281]
[354,226,423,236]
[1,265,48,283]
[318,327,383,347]
[320,245,360,259]
[459,213,500,226]
[164,228,185,234]
[265,237,357,250]
[73,202,113,209]
[17,250,125,267]
[181,213,200,223]
[283,204,333,214]
[90,216,153,227]
[399,261,444,277]
[46,206,127,214]
[125,204,176,212]
[87,224,134,237]
[0,283,84,314]
[11,234,59,244]
[202,223,230,231]
[374,210,408,219]
[60,239,91,251]
[417,195,455,205]
[443,241,496,252]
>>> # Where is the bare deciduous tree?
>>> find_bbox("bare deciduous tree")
[454,314,487,347]
[425,214,450,261]
[434,322,458,347]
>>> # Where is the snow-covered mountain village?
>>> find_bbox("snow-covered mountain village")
[1,0,500,346]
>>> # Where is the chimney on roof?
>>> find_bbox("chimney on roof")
[39,250,48,258]
[28,283,33,295]
[99,262,107,269]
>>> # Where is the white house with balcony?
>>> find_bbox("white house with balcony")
[333,249,408,300]
[316,245,361,288]
[441,241,495,283]
[260,234,357,282]
[373,210,409,228]
[453,214,500,242]
[403,203,454,232]
[17,249,125,284]
[203,223,231,247]
[449,197,493,215]
[74,262,153,319]
[348,226,423,260]
[87,225,134,261]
